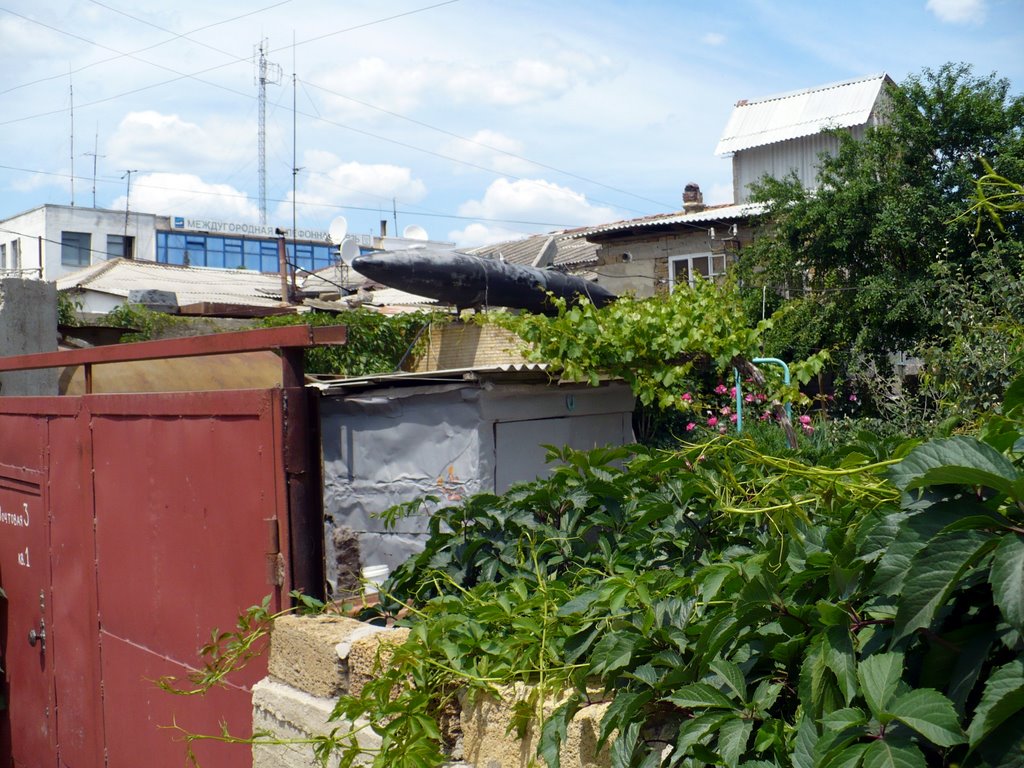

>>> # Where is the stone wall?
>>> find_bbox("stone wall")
[253,614,613,768]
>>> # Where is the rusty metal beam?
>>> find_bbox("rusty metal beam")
[0,324,347,373]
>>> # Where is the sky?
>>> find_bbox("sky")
[1,0,1022,248]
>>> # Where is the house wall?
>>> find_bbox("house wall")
[0,207,46,279]
[732,125,868,202]
[43,206,158,279]
[591,227,751,299]
[1,205,159,281]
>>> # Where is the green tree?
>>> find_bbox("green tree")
[742,63,1024,361]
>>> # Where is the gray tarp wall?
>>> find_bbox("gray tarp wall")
[319,376,634,594]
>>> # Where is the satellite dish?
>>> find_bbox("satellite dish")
[339,237,360,267]
[328,215,349,244]
[403,224,428,241]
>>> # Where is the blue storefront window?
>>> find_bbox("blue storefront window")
[157,231,336,274]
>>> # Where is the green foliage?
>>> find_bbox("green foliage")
[915,245,1024,423]
[484,276,826,415]
[57,290,82,326]
[100,302,189,342]
[323,374,1024,768]
[258,308,440,376]
[740,63,1024,362]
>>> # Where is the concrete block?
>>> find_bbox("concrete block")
[460,683,612,768]
[252,678,380,768]
[268,614,369,698]
[343,627,411,698]
[0,278,58,395]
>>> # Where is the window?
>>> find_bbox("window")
[0,243,6,270]
[668,252,727,290]
[61,231,92,267]
[106,235,134,260]
[10,240,19,271]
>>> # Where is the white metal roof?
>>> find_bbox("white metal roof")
[715,73,892,155]
[56,258,286,307]
[573,202,765,239]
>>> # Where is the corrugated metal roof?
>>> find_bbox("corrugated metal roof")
[466,229,598,268]
[56,258,286,307]
[572,202,765,239]
[715,73,891,155]
[309,362,551,392]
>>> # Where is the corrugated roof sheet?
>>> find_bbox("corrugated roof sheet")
[572,202,765,239]
[466,229,598,268]
[309,362,551,392]
[57,258,286,307]
[715,73,891,155]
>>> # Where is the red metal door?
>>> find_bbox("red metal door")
[0,326,333,767]
[0,420,56,767]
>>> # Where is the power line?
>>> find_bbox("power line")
[0,2,668,220]
[302,79,676,211]
[0,163,584,228]
[0,0,291,97]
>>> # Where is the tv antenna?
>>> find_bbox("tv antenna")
[254,39,282,225]
[83,126,104,208]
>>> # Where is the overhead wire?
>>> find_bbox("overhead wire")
[0,1,674,226]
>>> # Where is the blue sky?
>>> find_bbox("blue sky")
[1,0,1022,247]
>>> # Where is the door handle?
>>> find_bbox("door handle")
[28,620,46,651]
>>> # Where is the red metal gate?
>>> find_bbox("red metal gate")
[0,326,339,767]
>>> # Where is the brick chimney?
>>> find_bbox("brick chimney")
[683,182,705,213]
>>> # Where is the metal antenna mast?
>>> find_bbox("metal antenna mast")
[254,39,282,226]
[84,126,104,209]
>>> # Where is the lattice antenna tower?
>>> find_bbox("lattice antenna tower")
[254,39,282,225]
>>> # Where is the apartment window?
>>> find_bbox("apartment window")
[61,231,92,267]
[0,243,6,270]
[10,240,19,271]
[107,234,134,260]
[668,252,727,290]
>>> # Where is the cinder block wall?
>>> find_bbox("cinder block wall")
[254,614,613,768]
[410,322,531,372]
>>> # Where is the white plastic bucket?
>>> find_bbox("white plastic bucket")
[361,564,390,595]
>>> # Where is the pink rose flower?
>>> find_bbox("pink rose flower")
[681,392,692,402]
[714,384,728,395]
[707,416,718,427]
[685,422,696,431]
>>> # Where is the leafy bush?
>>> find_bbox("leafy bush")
[258,308,441,376]
[329,375,1024,768]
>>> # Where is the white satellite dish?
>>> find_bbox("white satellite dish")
[339,237,360,267]
[328,215,349,244]
[402,224,428,241]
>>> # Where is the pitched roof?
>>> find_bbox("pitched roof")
[571,202,765,239]
[466,229,598,268]
[56,258,286,307]
[715,73,893,155]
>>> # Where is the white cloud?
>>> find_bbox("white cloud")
[439,130,534,176]
[448,223,533,248]
[105,111,251,172]
[449,178,618,246]
[702,32,727,46]
[444,52,615,106]
[312,57,431,119]
[313,51,616,118]
[925,0,986,24]
[111,172,259,220]
[271,151,427,223]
